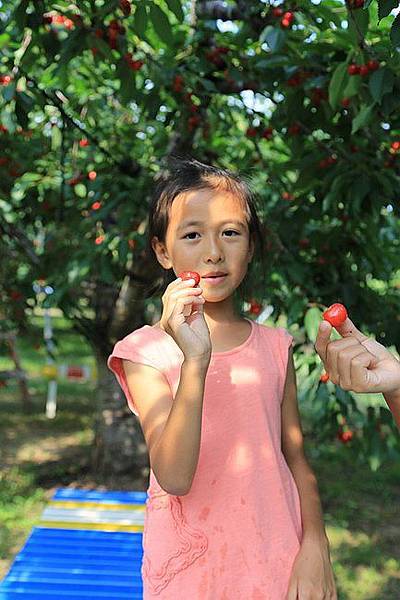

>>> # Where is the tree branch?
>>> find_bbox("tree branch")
[16,65,141,178]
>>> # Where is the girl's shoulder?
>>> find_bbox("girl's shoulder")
[256,322,293,343]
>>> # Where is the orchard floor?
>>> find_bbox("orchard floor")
[1,313,399,599]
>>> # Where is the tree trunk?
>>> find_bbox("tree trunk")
[92,349,150,485]
[91,249,162,482]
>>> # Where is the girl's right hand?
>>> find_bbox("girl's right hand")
[159,276,212,364]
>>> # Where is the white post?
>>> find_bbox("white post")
[44,308,58,419]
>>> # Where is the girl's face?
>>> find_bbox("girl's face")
[152,187,254,306]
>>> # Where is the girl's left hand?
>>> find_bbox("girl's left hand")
[285,535,337,600]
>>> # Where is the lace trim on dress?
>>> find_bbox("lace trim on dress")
[142,493,208,595]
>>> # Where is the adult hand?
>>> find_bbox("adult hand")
[314,316,400,395]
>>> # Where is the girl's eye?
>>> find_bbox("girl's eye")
[183,230,239,239]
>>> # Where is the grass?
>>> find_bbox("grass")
[1,310,400,598]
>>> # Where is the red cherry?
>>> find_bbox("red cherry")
[320,373,329,383]
[287,75,301,87]
[95,235,104,245]
[367,59,379,71]
[359,64,370,77]
[188,115,201,130]
[119,0,131,16]
[88,170,97,180]
[91,201,101,210]
[178,271,201,286]
[272,7,284,17]
[0,75,12,86]
[249,299,262,315]
[281,18,291,28]
[130,59,144,71]
[323,303,348,327]
[298,238,310,248]
[283,11,294,22]
[341,97,350,108]
[79,138,89,147]
[288,123,301,135]
[390,141,400,152]
[282,191,294,201]
[261,127,273,139]
[337,430,353,443]
[246,127,257,138]
[347,64,360,75]
[173,74,184,92]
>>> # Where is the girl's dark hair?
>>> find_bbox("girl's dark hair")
[143,157,268,317]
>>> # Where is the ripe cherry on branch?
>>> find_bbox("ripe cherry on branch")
[261,127,273,139]
[0,75,12,86]
[337,429,354,443]
[119,0,131,17]
[248,298,262,315]
[323,303,348,327]
[246,126,258,138]
[280,11,295,28]
[288,122,301,135]
[173,74,184,92]
[346,0,364,8]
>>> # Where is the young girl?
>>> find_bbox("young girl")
[108,158,337,599]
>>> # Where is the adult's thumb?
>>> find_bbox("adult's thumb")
[335,317,368,342]
[335,317,388,360]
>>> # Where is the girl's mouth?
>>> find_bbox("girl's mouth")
[202,275,227,285]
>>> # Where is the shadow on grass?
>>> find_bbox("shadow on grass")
[306,440,400,599]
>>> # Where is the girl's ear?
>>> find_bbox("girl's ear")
[151,236,171,269]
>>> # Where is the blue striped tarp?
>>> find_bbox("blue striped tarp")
[0,488,147,599]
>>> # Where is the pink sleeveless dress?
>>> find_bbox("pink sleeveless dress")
[107,318,302,599]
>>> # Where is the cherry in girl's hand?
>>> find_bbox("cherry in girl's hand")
[178,271,201,317]
[178,271,201,286]
[323,303,348,328]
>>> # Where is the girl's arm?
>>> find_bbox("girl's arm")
[281,346,337,600]
[281,346,327,542]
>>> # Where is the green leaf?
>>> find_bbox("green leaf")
[134,3,148,37]
[348,8,369,41]
[165,0,184,22]
[0,34,10,49]
[390,12,400,46]
[343,73,361,97]
[15,95,29,129]
[378,0,398,20]
[369,67,394,103]
[58,30,88,67]
[349,176,371,212]
[149,3,174,45]
[51,126,62,151]
[304,307,323,343]
[13,0,29,30]
[74,183,87,198]
[329,62,348,109]
[259,26,286,53]
[116,59,137,104]
[2,82,16,102]
[351,104,374,134]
